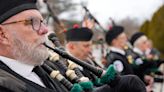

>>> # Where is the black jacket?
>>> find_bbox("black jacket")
[0,61,58,92]
[106,51,134,75]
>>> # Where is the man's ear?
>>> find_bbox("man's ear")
[112,39,117,46]
[68,43,74,50]
[0,25,9,45]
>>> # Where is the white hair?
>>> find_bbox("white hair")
[134,35,148,48]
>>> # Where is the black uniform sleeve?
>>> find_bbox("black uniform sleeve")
[0,86,14,92]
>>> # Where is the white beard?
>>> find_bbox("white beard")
[11,36,49,66]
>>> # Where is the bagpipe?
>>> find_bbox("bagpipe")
[35,1,120,92]
[32,32,120,92]
[48,32,120,90]
[82,5,106,33]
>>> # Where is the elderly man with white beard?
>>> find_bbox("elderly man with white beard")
[0,0,63,92]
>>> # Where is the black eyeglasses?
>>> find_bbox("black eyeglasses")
[1,17,47,31]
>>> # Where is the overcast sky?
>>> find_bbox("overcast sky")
[59,0,164,26]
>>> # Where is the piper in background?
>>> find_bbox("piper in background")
[65,26,146,92]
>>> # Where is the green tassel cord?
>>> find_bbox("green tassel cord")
[93,77,103,86]
[70,83,83,92]
[100,65,116,84]
[79,81,94,91]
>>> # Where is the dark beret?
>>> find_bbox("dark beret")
[65,27,93,42]
[105,26,124,45]
[0,0,37,24]
[130,32,145,45]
